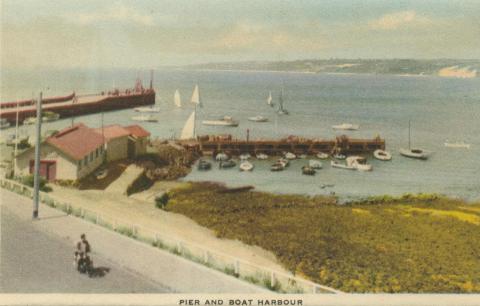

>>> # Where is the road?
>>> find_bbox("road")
[0,189,267,293]
[1,199,169,293]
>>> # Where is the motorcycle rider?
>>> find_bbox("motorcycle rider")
[74,234,92,273]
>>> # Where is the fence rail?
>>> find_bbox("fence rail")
[0,177,342,294]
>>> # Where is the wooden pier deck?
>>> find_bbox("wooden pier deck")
[184,134,386,156]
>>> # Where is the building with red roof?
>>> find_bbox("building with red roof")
[14,123,150,181]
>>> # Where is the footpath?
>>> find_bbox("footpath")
[1,190,267,293]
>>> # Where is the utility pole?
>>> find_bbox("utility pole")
[13,98,20,176]
[32,92,42,219]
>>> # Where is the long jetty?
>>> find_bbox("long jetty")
[186,134,385,156]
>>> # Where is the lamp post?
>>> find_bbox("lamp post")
[32,92,42,219]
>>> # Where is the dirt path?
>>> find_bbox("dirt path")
[104,164,144,194]
[50,182,289,275]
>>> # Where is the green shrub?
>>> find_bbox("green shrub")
[155,192,170,209]
[21,174,52,192]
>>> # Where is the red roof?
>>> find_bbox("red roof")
[124,125,150,138]
[46,124,104,161]
[93,125,130,140]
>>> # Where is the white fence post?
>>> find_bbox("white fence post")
[203,250,209,264]
[234,259,240,275]
[271,271,275,288]
[154,233,159,245]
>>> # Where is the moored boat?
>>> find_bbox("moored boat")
[270,162,284,171]
[219,159,236,169]
[23,117,36,125]
[333,153,346,160]
[331,160,356,170]
[302,166,316,175]
[400,148,428,160]
[316,152,329,159]
[132,115,158,122]
[239,161,254,171]
[134,106,160,113]
[198,160,212,171]
[256,153,268,160]
[400,120,429,160]
[248,115,268,122]
[444,140,470,149]
[309,160,323,169]
[285,152,296,160]
[215,152,229,161]
[278,158,290,167]
[373,149,392,161]
[202,116,239,127]
[346,156,372,171]
[332,123,359,130]
[240,153,251,160]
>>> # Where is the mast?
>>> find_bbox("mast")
[408,120,411,149]
[13,97,19,176]
[150,69,154,90]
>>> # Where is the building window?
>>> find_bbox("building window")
[84,156,88,165]
[78,160,82,169]
[95,148,98,158]
[90,152,93,162]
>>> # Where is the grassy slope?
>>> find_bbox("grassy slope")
[165,182,480,293]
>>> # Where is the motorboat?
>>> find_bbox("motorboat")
[333,153,346,160]
[0,118,10,129]
[332,123,359,130]
[239,161,254,171]
[309,160,323,169]
[400,120,429,160]
[215,153,229,161]
[256,153,269,160]
[373,149,392,161]
[399,148,428,160]
[134,106,160,113]
[248,115,268,122]
[197,160,212,171]
[132,115,158,122]
[444,140,470,149]
[302,166,316,176]
[270,162,284,171]
[202,116,239,127]
[285,152,296,160]
[299,154,307,159]
[240,153,251,160]
[278,158,289,167]
[316,152,329,159]
[219,159,236,169]
[331,160,356,170]
[346,156,372,171]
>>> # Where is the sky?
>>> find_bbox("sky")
[1,0,479,69]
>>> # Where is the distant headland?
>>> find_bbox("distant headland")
[186,59,479,78]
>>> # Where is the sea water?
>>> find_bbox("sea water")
[1,69,479,201]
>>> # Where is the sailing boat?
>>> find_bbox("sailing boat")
[399,120,429,160]
[277,87,289,115]
[267,91,274,107]
[179,84,202,140]
[174,89,182,108]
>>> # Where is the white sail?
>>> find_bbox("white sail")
[174,89,182,108]
[191,84,201,106]
[267,91,273,106]
[180,111,196,140]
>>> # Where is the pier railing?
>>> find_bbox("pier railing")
[0,177,342,294]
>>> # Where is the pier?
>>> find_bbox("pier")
[188,134,385,156]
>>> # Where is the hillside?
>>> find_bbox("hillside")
[187,59,480,78]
